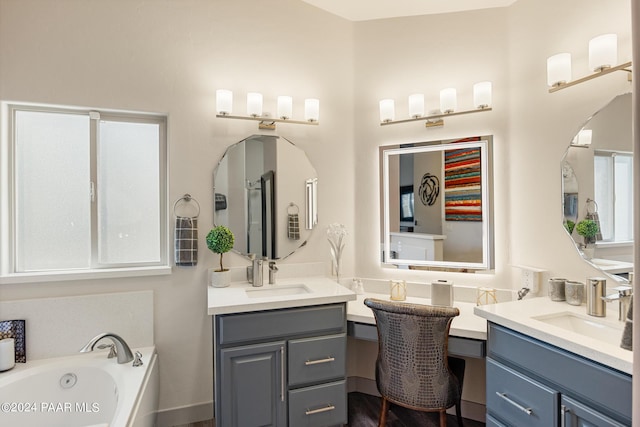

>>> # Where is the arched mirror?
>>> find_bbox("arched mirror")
[561,93,633,279]
[380,135,494,272]
[213,135,318,260]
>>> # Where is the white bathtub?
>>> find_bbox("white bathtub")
[0,346,158,427]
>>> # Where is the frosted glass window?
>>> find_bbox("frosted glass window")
[8,104,167,276]
[98,120,161,264]
[594,152,633,242]
[15,111,91,271]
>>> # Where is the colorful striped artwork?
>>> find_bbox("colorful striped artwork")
[444,145,482,221]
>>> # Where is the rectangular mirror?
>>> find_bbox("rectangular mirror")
[381,136,494,271]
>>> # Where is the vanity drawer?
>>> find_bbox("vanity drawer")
[288,333,346,386]
[217,304,346,345]
[487,358,559,427]
[288,380,347,427]
[486,414,508,427]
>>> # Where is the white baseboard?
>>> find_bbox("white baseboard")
[155,401,213,427]
[347,376,486,423]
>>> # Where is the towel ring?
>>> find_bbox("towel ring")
[173,194,200,218]
[586,198,598,214]
[287,202,299,215]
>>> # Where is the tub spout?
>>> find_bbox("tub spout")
[80,332,134,364]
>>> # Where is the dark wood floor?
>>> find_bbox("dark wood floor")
[348,392,485,427]
[174,392,485,427]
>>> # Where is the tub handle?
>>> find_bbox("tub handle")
[97,343,117,359]
[132,351,144,367]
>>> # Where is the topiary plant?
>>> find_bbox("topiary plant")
[206,226,234,272]
[576,219,598,245]
[563,219,576,235]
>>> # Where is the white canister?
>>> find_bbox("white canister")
[431,280,453,306]
[0,338,15,371]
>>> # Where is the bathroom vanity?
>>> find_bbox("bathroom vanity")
[475,299,632,427]
[208,277,356,427]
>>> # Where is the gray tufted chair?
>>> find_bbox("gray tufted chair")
[364,298,465,427]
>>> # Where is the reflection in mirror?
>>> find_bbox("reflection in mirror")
[214,135,317,260]
[381,136,494,271]
[561,93,633,279]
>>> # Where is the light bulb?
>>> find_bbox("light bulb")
[408,94,424,118]
[247,92,263,117]
[379,99,395,122]
[216,89,233,115]
[547,53,572,87]
[277,96,293,120]
[440,88,457,114]
[304,99,319,122]
[473,82,492,109]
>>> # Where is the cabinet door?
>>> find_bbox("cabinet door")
[220,341,286,427]
[561,396,628,427]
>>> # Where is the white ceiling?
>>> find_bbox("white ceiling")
[301,0,517,21]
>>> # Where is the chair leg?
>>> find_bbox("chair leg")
[439,409,447,427]
[456,402,464,427]
[378,397,389,427]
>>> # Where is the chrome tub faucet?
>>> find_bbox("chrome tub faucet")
[80,332,134,364]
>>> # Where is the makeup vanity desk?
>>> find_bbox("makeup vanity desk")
[346,293,487,359]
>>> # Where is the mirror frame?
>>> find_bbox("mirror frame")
[381,137,494,271]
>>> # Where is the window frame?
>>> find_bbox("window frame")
[1,102,170,283]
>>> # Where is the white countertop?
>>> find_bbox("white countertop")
[347,292,487,340]
[474,297,632,375]
[207,276,357,315]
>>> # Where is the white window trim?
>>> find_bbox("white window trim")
[0,101,171,283]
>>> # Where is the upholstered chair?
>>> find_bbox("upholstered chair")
[364,298,465,427]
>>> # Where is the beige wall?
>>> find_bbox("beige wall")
[0,0,355,417]
[0,0,635,422]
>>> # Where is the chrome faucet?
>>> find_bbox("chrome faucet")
[602,285,633,322]
[248,254,273,286]
[80,332,134,364]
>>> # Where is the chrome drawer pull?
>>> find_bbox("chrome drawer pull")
[305,356,335,366]
[495,392,533,415]
[561,405,570,427]
[305,404,336,415]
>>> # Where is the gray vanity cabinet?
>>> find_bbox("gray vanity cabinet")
[214,303,348,427]
[486,323,631,427]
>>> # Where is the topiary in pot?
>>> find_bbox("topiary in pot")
[206,226,235,272]
[576,219,598,245]
[563,219,576,235]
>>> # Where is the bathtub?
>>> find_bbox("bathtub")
[0,346,158,427]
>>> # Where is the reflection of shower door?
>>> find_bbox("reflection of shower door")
[261,170,276,258]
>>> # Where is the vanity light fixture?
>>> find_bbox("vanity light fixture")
[548,34,632,93]
[379,82,492,128]
[215,90,320,130]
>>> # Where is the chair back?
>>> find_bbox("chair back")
[364,298,461,411]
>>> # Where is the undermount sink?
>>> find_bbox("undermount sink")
[245,284,312,299]
[532,312,623,346]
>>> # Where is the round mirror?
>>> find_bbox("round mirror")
[213,135,318,260]
[561,93,633,279]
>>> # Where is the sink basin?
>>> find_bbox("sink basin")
[532,312,623,346]
[245,284,312,299]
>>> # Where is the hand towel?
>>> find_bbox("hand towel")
[175,217,198,266]
[288,213,300,240]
